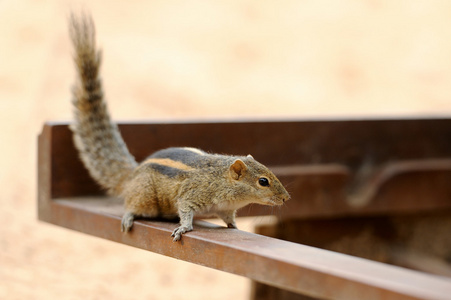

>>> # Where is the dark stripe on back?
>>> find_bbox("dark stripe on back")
[149,163,188,178]
[149,147,206,167]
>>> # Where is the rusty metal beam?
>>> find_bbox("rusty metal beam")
[38,118,451,299]
[40,197,451,300]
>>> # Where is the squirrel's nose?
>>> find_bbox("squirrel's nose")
[282,195,290,203]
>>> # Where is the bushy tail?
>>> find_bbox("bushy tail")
[69,13,137,195]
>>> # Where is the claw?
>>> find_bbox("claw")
[171,225,192,242]
[172,232,182,242]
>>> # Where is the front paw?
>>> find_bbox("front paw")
[171,225,193,242]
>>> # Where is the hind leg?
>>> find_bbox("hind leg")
[121,180,159,233]
[121,208,160,233]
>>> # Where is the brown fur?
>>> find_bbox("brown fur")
[69,12,290,241]
[69,13,137,196]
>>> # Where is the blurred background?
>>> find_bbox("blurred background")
[1,0,451,299]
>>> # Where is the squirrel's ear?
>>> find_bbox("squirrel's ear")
[246,154,254,159]
[229,159,247,180]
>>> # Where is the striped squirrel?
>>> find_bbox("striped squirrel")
[68,13,290,242]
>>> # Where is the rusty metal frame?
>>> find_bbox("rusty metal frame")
[38,118,451,299]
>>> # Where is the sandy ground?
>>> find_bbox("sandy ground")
[1,0,451,299]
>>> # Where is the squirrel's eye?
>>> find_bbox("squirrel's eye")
[258,177,270,187]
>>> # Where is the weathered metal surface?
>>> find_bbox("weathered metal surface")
[255,214,451,275]
[251,213,451,300]
[41,197,451,300]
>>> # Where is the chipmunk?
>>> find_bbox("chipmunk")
[68,13,290,242]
